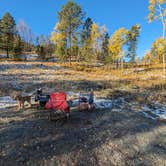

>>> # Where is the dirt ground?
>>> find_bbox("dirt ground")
[0,62,166,166]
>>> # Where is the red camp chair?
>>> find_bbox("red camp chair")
[45,92,70,120]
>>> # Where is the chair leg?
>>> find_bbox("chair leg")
[48,111,52,121]
[66,112,70,119]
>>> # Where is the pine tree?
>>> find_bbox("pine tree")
[80,17,93,61]
[127,24,140,63]
[13,34,23,59]
[81,17,93,45]
[0,12,16,58]
[35,36,40,53]
[57,0,85,64]
[101,32,109,62]
[0,19,2,50]
[36,34,47,59]
[45,36,54,57]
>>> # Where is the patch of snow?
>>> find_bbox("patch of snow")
[0,96,17,109]
[111,108,122,112]
[69,98,113,109]
[159,114,166,119]
[19,54,39,61]
[11,81,23,90]
[95,99,113,109]
[67,91,114,110]
[142,106,152,112]
[0,54,7,58]
[142,111,156,120]
[153,109,166,120]
[142,105,166,120]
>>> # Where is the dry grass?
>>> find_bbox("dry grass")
[0,61,166,99]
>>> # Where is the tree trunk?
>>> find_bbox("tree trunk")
[69,40,71,65]
[6,47,9,58]
[163,46,166,79]
[121,58,124,73]
[158,3,166,79]
[69,21,72,66]
[116,61,118,69]
[162,24,166,79]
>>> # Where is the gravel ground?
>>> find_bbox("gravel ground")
[0,105,166,166]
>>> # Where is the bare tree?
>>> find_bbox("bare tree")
[17,19,34,52]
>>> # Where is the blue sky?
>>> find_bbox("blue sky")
[0,0,163,58]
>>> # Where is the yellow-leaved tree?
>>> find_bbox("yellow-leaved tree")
[90,23,102,62]
[151,37,166,63]
[142,51,152,65]
[108,28,128,69]
[148,0,166,77]
[51,23,67,62]
[148,0,166,34]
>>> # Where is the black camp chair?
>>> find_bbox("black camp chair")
[35,88,50,107]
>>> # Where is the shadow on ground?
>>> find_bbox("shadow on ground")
[0,105,165,166]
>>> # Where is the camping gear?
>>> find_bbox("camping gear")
[38,95,50,107]
[80,96,88,103]
[45,92,70,120]
[78,91,95,111]
[35,88,43,102]
[45,92,70,113]
[35,88,50,107]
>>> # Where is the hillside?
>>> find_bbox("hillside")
[0,62,166,166]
